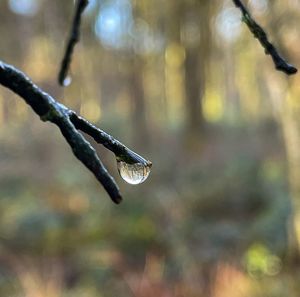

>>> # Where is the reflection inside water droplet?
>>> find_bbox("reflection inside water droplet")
[117,161,151,185]
[63,76,72,87]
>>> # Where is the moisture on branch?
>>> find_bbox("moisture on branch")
[58,0,89,86]
[233,0,297,75]
[0,60,151,204]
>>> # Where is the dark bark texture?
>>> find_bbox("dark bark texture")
[233,0,297,75]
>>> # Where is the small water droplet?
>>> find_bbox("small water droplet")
[117,161,151,185]
[63,76,72,87]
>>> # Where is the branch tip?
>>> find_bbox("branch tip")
[233,0,297,75]
[58,0,89,86]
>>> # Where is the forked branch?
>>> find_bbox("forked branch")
[0,60,150,204]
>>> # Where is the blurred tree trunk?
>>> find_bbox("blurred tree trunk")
[281,106,300,264]
[267,1,300,263]
[183,0,212,142]
[128,2,149,149]
[128,56,149,149]
[224,44,240,120]
[184,46,204,134]
[274,77,300,265]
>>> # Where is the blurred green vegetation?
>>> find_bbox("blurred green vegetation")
[1,0,300,296]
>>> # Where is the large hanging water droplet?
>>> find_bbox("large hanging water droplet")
[117,160,151,185]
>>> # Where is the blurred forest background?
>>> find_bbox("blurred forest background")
[1,0,300,296]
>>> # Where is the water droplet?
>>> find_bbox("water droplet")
[117,161,151,185]
[63,76,72,87]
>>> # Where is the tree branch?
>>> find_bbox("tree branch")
[58,0,89,86]
[68,112,151,166]
[232,0,297,75]
[0,60,151,204]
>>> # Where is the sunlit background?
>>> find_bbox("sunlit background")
[1,0,300,296]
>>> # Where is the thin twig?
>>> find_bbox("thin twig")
[58,0,89,86]
[232,0,297,75]
[0,61,150,204]
[69,112,152,166]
